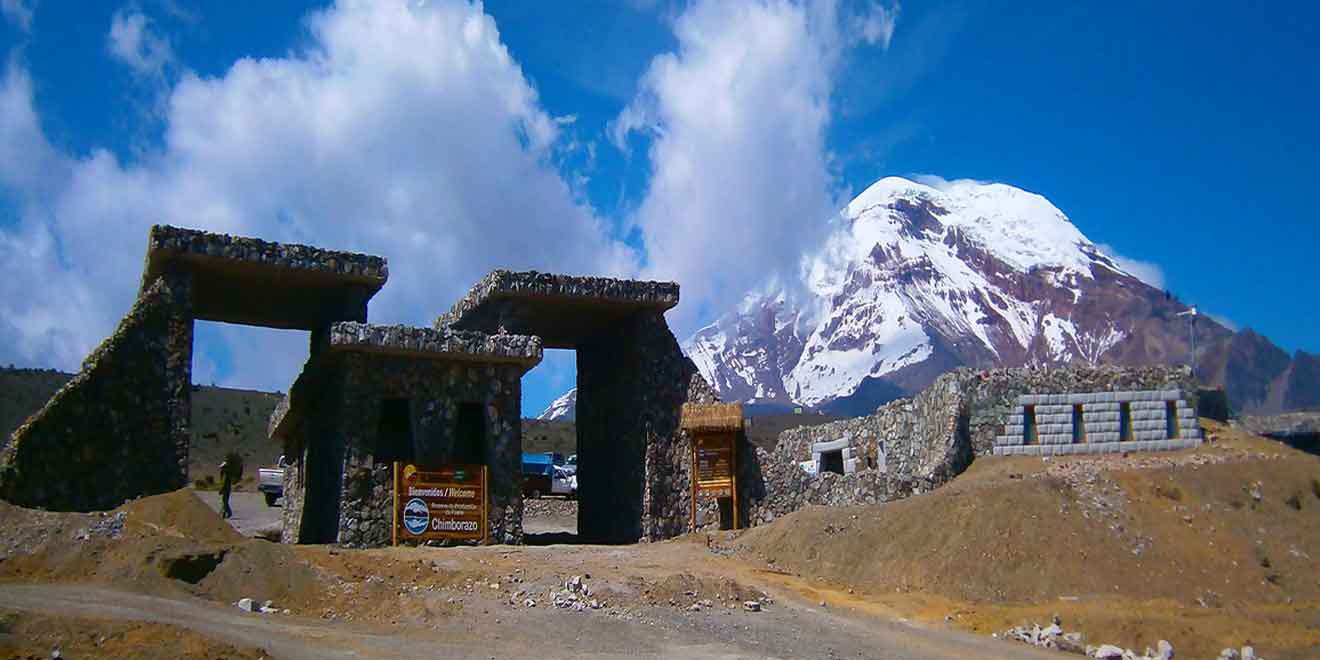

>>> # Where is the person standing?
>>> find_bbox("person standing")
[218,459,234,519]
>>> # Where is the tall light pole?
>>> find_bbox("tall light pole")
[1177,307,1198,379]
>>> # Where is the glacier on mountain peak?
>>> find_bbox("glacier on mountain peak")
[679,175,1174,410]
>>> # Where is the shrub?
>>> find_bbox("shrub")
[1155,484,1183,502]
[1312,478,1320,500]
[1285,492,1303,511]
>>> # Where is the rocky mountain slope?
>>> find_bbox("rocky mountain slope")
[537,388,576,421]
[682,176,1318,416]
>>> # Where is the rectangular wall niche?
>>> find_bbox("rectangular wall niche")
[1023,405,1038,445]
[819,450,844,475]
[810,437,857,476]
[1119,402,1133,442]
[1072,404,1086,444]
[376,398,415,464]
[452,402,485,465]
[994,390,1203,456]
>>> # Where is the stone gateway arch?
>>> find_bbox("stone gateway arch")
[0,226,720,547]
[0,225,387,512]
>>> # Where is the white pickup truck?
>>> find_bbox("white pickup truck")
[257,455,287,507]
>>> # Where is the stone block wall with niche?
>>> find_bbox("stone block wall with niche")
[746,364,1197,526]
[993,389,1202,456]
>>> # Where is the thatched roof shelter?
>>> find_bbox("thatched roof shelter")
[680,402,744,433]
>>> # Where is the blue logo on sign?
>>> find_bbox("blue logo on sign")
[402,498,429,535]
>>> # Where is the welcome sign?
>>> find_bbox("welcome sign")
[694,434,735,499]
[392,463,488,544]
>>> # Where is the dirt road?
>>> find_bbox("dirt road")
[1,488,1062,658]
[196,488,283,538]
[0,581,1059,659]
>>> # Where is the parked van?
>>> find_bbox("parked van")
[522,452,576,499]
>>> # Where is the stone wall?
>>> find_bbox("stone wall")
[145,224,388,283]
[746,370,970,525]
[992,389,1202,456]
[438,270,717,543]
[0,224,391,515]
[277,322,540,547]
[958,365,1195,457]
[332,354,527,547]
[437,270,679,332]
[746,364,1195,525]
[0,272,194,511]
[577,310,719,542]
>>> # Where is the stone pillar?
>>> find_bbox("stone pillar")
[577,311,716,543]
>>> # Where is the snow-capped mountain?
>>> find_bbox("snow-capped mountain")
[538,388,576,421]
[682,176,1318,416]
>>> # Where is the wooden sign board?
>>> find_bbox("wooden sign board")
[695,434,734,498]
[690,432,739,530]
[392,463,488,545]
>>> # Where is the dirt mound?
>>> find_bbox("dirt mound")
[0,608,266,659]
[120,488,245,545]
[730,420,1320,659]
[0,489,322,612]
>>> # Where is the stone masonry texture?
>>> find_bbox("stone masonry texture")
[437,270,679,332]
[746,364,1195,526]
[440,270,716,543]
[1,224,388,512]
[145,224,387,331]
[275,324,541,547]
[992,387,1203,456]
[0,271,194,510]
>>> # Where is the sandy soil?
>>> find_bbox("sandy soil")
[1,419,1314,658]
[730,420,1320,659]
[0,491,1059,659]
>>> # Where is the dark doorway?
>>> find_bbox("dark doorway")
[376,398,415,464]
[1072,404,1086,443]
[820,450,844,475]
[302,427,344,544]
[453,402,486,465]
[1024,405,1038,444]
[1120,402,1133,442]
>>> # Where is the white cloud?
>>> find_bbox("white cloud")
[107,7,176,81]
[911,173,991,191]
[1095,243,1166,289]
[0,0,636,391]
[851,2,898,49]
[1,0,34,32]
[0,60,69,196]
[613,0,881,332]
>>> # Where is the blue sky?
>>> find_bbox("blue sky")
[1,1,1316,417]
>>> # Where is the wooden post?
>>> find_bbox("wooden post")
[730,431,739,530]
[482,464,490,545]
[391,461,399,547]
[690,436,698,532]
